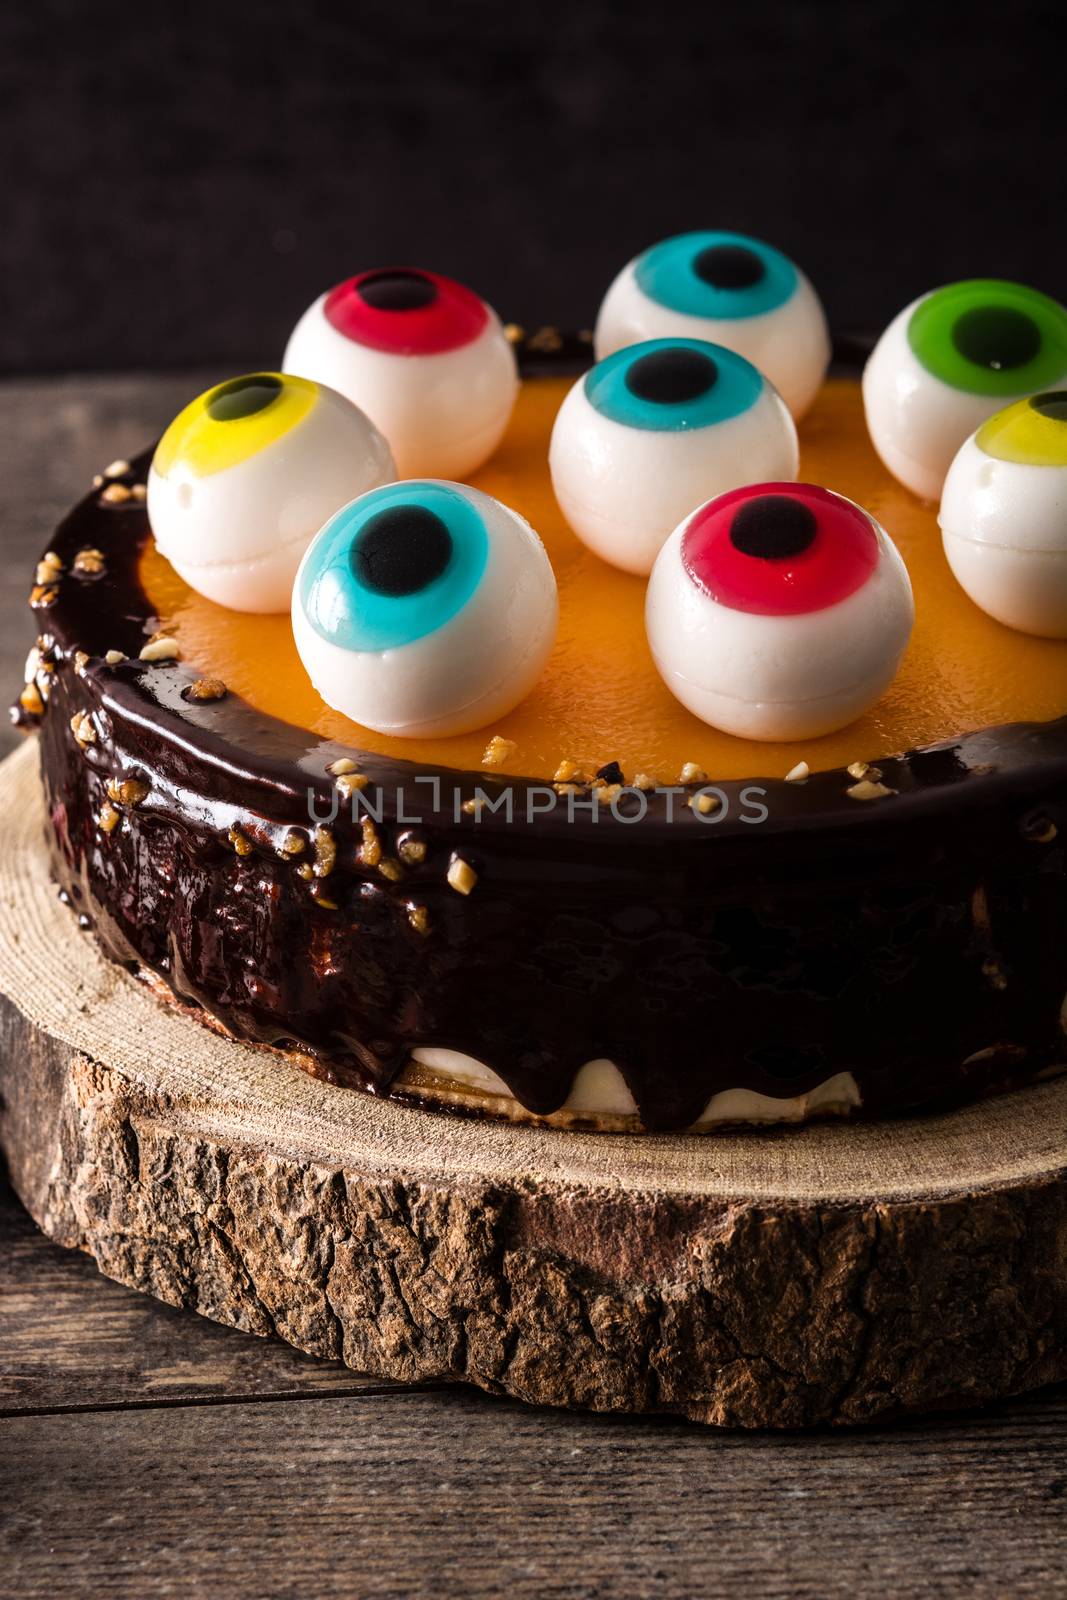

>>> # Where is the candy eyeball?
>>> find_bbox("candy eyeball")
[147,373,395,614]
[863,279,1067,502]
[549,339,798,575]
[593,232,830,420]
[282,268,519,479]
[292,481,558,738]
[646,483,914,741]
[939,391,1067,638]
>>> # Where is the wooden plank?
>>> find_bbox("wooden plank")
[2,1387,1067,1600]
[0,1180,430,1415]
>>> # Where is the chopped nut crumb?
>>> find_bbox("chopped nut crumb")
[461,797,484,816]
[528,325,563,353]
[408,904,430,936]
[982,957,1008,992]
[335,772,369,800]
[447,854,478,895]
[70,711,96,746]
[30,584,59,609]
[313,827,337,878]
[19,682,44,717]
[103,458,131,479]
[398,836,427,865]
[228,826,253,857]
[378,857,404,882]
[39,550,63,572]
[327,756,358,775]
[72,548,106,577]
[130,483,147,502]
[632,772,655,792]
[846,779,896,802]
[482,734,517,768]
[185,676,227,702]
[595,783,623,805]
[92,473,104,489]
[311,885,338,910]
[280,830,306,856]
[846,760,883,782]
[296,862,314,881]
[36,560,60,585]
[554,782,581,796]
[104,649,126,666]
[359,816,381,867]
[690,791,719,816]
[678,762,707,785]
[73,650,90,673]
[785,761,810,783]
[553,758,579,784]
[503,323,525,345]
[106,775,149,808]
[97,802,121,834]
[100,482,132,505]
[139,635,180,663]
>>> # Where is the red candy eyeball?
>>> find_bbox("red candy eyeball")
[282,268,518,477]
[646,483,914,741]
[682,482,879,615]
[323,268,489,356]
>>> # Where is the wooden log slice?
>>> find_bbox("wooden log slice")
[1,737,1065,1428]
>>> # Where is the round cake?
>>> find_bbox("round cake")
[16,281,1067,1132]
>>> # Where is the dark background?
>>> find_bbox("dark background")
[2,0,1063,374]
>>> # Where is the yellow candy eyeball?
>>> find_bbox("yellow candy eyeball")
[147,373,395,613]
[939,391,1067,637]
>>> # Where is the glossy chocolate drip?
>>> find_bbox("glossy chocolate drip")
[17,352,1067,1130]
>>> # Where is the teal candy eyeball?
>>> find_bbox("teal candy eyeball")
[292,481,558,738]
[549,339,797,575]
[593,232,830,420]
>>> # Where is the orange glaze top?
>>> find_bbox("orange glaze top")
[140,374,1067,783]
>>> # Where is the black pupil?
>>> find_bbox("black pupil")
[358,270,437,312]
[1030,390,1067,422]
[352,505,453,597]
[625,347,718,404]
[952,306,1041,371]
[693,244,765,291]
[207,374,283,422]
[730,496,817,561]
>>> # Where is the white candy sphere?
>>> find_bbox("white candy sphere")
[147,373,394,614]
[549,339,798,575]
[283,268,518,479]
[292,481,558,738]
[939,391,1067,637]
[594,231,830,420]
[646,483,914,741]
[863,279,1067,501]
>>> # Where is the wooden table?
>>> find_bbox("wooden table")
[2,376,1066,1599]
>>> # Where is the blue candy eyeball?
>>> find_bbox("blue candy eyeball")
[549,339,797,574]
[594,231,830,420]
[292,481,558,737]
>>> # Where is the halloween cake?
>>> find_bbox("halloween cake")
[16,235,1067,1132]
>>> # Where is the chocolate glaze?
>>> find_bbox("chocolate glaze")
[17,339,1067,1130]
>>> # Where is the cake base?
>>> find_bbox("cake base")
[2,737,1065,1429]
